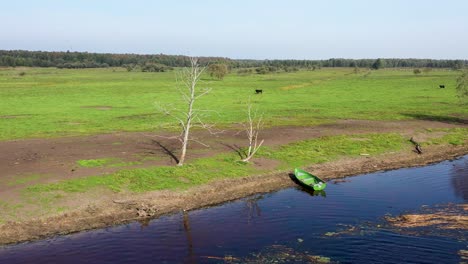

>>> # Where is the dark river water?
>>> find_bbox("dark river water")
[1,156,467,264]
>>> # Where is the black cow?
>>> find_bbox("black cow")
[255,89,263,94]
[439,85,445,88]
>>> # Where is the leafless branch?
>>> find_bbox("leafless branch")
[189,138,210,147]
[154,57,220,166]
[193,117,225,135]
[195,87,212,99]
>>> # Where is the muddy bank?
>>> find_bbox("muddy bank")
[0,144,467,246]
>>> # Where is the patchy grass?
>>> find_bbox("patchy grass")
[77,158,142,168]
[77,158,119,167]
[6,173,44,186]
[27,133,408,195]
[258,133,406,168]
[0,200,25,222]
[425,128,468,146]
[29,154,257,193]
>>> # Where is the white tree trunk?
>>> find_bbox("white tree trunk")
[242,101,264,162]
[177,57,202,166]
[156,57,213,166]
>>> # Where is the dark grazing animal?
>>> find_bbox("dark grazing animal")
[255,89,263,94]
[439,85,445,88]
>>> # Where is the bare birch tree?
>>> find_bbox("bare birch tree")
[156,57,213,166]
[242,100,264,162]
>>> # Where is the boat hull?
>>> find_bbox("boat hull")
[294,168,327,191]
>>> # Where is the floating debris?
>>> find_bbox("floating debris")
[224,245,337,264]
[332,179,349,184]
[459,249,468,262]
[319,204,467,242]
[383,203,467,240]
[323,224,367,237]
[385,204,467,230]
[201,255,239,262]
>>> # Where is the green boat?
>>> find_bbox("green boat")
[294,168,327,191]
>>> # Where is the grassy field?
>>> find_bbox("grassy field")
[0,66,467,223]
[0,67,466,141]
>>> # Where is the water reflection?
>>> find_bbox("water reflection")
[451,158,468,200]
[296,186,327,198]
[244,195,262,222]
[183,211,195,264]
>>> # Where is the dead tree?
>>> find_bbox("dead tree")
[242,100,264,162]
[156,57,214,166]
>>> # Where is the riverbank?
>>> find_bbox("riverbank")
[0,143,466,245]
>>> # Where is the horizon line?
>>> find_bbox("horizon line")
[1,49,467,62]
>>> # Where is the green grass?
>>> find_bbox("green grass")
[77,158,142,168]
[0,67,466,141]
[77,158,119,167]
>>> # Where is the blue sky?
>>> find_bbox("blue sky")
[1,0,467,59]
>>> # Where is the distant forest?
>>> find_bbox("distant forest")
[0,50,466,70]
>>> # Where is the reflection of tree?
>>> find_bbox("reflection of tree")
[138,218,151,229]
[183,210,195,263]
[451,159,468,200]
[244,195,263,223]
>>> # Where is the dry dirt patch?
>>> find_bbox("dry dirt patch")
[80,105,114,110]
[0,114,34,119]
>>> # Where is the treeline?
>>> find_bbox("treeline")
[235,58,467,69]
[0,50,229,69]
[0,50,466,70]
